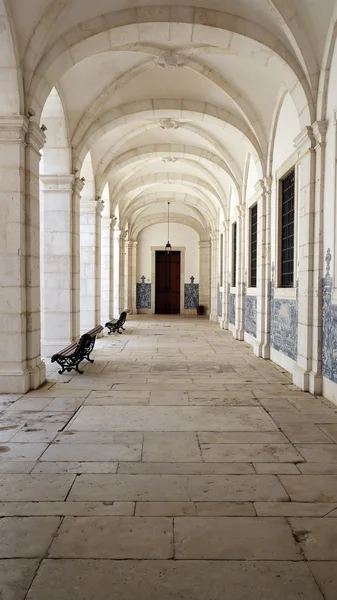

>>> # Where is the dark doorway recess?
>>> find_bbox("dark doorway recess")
[155,251,181,314]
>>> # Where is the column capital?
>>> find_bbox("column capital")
[80,199,104,214]
[233,204,246,219]
[312,120,328,147]
[40,174,75,191]
[120,230,128,242]
[199,239,211,247]
[254,179,267,195]
[72,176,85,195]
[95,199,105,215]
[293,125,315,155]
[26,121,46,154]
[0,116,29,143]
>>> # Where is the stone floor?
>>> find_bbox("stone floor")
[1,316,337,599]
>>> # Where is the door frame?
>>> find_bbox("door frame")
[151,246,185,315]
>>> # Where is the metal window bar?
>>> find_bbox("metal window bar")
[281,169,295,288]
[232,222,237,287]
[250,204,258,287]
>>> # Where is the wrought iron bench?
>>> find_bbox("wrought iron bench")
[105,310,128,335]
[51,325,103,374]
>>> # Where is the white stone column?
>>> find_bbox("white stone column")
[80,198,103,332]
[293,126,316,391]
[210,231,219,322]
[253,179,270,357]
[221,220,230,329]
[199,238,211,315]
[0,117,46,393]
[101,216,114,325]
[119,231,127,313]
[71,177,84,340]
[40,174,80,356]
[233,205,245,340]
[128,240,138,314]
[113,227,120,316]
[308,121,328,394]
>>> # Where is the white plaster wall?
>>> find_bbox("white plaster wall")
[245,156,259,202]
[137,223,200,283]
[323,38,337,263]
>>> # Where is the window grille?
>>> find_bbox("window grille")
[250,204,257,287]
[280,169,295,288]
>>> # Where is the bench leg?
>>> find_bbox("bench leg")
[84,355,95,363]
[74,364,84,374]
[58,366,66,375]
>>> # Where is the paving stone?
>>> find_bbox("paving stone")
[280,424,332,444]
[0,474,75,501]
[26,560,325,600]
[49,516,173,559]
[32,461,119,474]
[136,502,196,516]
[174,517,302,559]
[0,462,36,474]
[253,462,300,474]
[10,428,59,443]
[150,392,189,405]
[279,476,337,502]
[295,444,337,463]
[40,443,141,462]
[118,462,255,474]
[4,398,52,412]
[197,431,288,444]
[0,502,135,517]
[269,412,337,424]
[289,398,337,412]
[0,517,60,557]
[309,562,337,600]
[0,443,47,462]
[54,431,143,444]
[67,406,277,432]
[42,398,84,412]
[258,398,298,411]
[200,443,303,463]
[68,474,288,502]
[0,560,39,600]
[254,503,336,517]
[290,518,337,559]
[318,424,337,442]
[196,502,255,516]
[143,433,201,462]
[298,463,337,474]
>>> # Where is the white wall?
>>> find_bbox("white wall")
[137,222,200,283]
[323,37,337,265]
[245,155,259,202]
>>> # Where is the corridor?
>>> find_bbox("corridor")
[1,317,337,599]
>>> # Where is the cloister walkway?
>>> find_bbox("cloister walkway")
[1,316,337,599]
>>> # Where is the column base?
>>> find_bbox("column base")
[308,371,323,396]
[233,328,244,341]
[0,360,46,394]
[292,364,310,391]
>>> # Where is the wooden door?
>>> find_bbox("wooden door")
[155,251,180,314]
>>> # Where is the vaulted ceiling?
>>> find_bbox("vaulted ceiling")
[4,0,336,236]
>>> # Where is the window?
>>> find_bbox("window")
[220,233,223,287]
[280,169,295,288]
[250,204,258,287]
[232,222,237,287]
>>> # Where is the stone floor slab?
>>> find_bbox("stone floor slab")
[279,475,337,502]
[55,431,143,444]
[0,474,75,501]
[174,517,301,560]
[117,462,255,474]
[67,406,277,432]
[197,431,288,444]
[143,433,201,462]
[40,443,141,462]
[0,517,60,557]
[280,424,332,444]
[196,502,255,516]
[0,560,39,600]
[200,443,303,463]
[32,461,119,474]
[290,518,337,559]
[0,443,47,462]
[135,502,196,516]
[49,516,173,559]
[25,560,325,600]
[319,424,337,442]
[0,501,135,517]
[254,502,336,517]
[309,562,337,600]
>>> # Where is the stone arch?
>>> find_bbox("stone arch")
[132,213,205,239]
[317,0,337,121]
[73,100,265,178]
[267,86,290,177]
[26,7,314,127]
[96,145,240,200]
[0,0,23,115]
[40,86,71,174]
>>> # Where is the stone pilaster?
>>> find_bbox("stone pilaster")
[128,240,138,314]
[113,226,120,316]
[253,179,270,358]
[80,198,104,332]
[210,231,219,321]
[40,174,79,356]
[221,220,230,329]
[71,177,84,340]
[308,121,328,394]
[199,238,211,315]
[119,231,128,313]
[0,117,46,393]
[292,126,316,391]
[101,216,114,325]
[233,204,245,340]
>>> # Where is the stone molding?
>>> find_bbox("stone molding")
[72,176,85,195]
[26,121,46,154]
[0,116,29,143]
[155,51,186,69]
[294,125,316,156]
[40,174,75,191]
